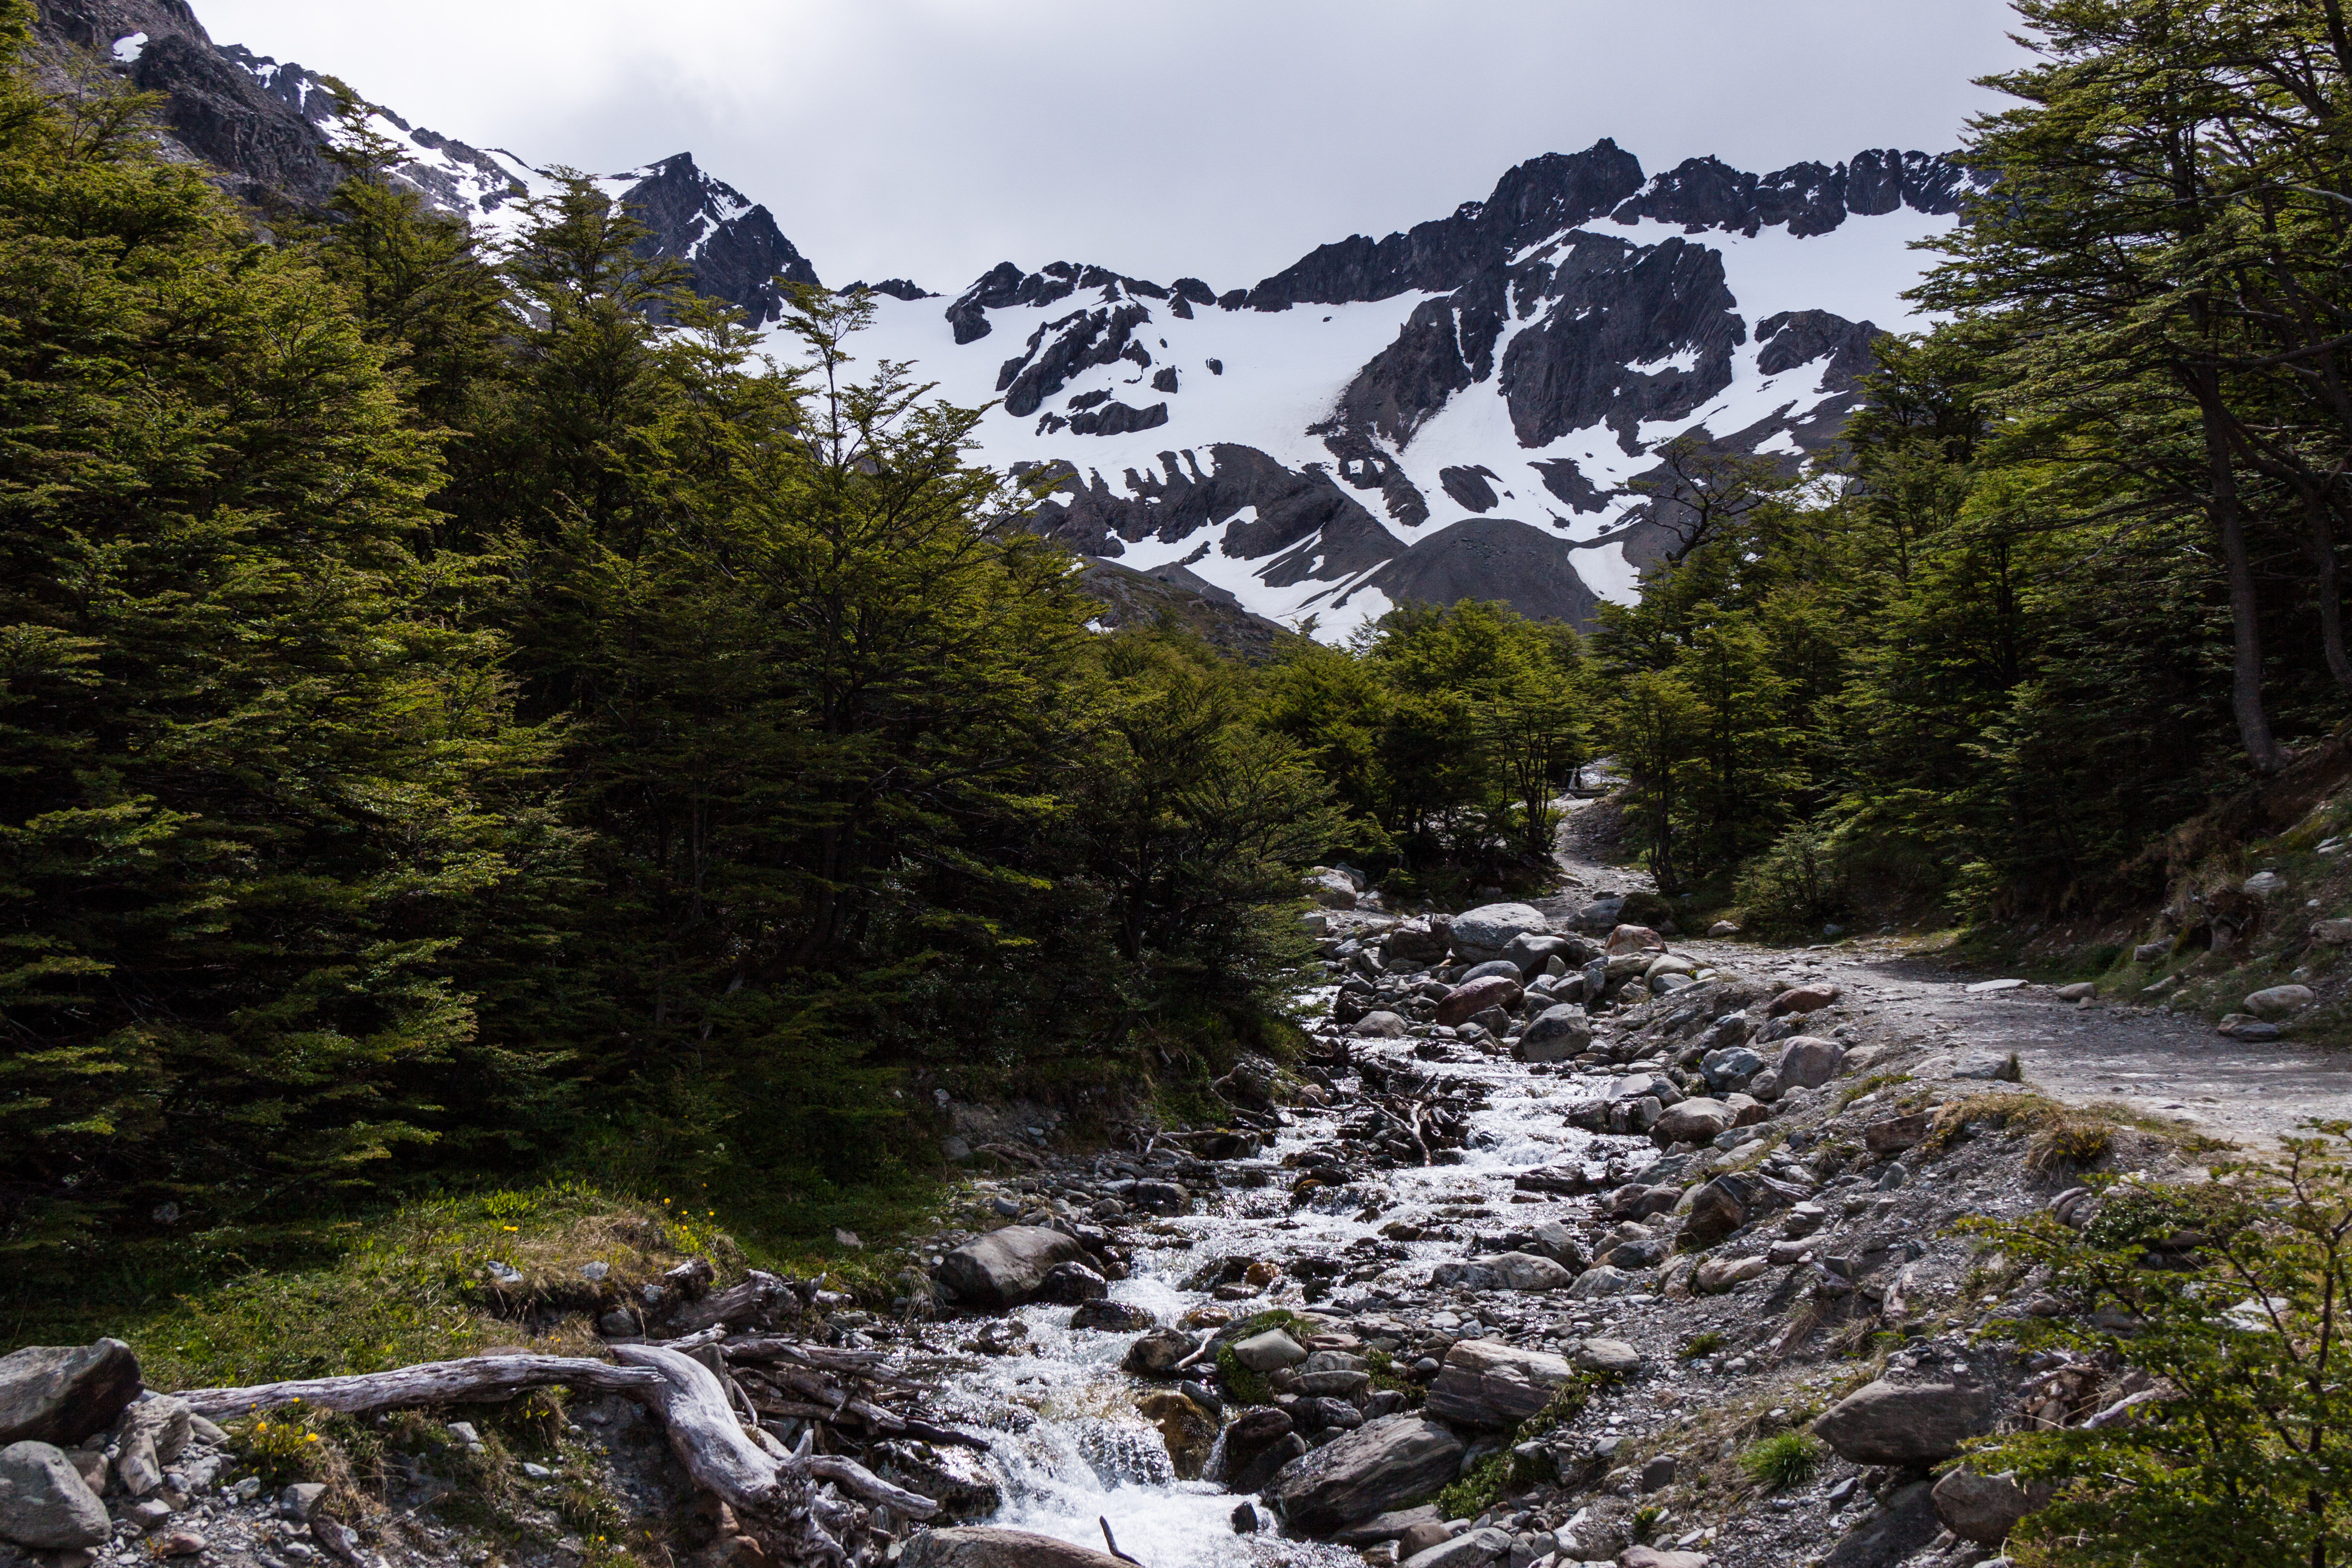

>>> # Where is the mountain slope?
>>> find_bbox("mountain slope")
[26,0,819,321]
[832,141,1965,637]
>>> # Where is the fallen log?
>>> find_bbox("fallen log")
[177,1356,664,1419]
[611,1345,937,1521]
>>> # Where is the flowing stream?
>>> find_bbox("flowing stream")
[906,1020,1627,1568]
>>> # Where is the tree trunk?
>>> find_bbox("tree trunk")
[177,1356,664,1419]
[2203,400,2287,773]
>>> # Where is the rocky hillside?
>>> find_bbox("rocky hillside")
[25,0,815,322]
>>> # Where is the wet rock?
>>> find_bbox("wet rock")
[1352,1012,1412,1039]
[1124,1327,1200,1377]
[1129,1179,1190,1216]
[1070,1300,1156,1332]
[1035,1262,1109,1305]
[1813,1378,1999,1464]
[1437,976,1524,1027]
[1267,1415,1466,1535]
[1450,903,1550,962]
[1774,1035,1845,1090]
[1932,1467,2052,1544]
[0,1342,142,1448]
[936,1226,1085,1309]
[1425,1339,1573,1428]
[870,1441,1004,1521]
[1227,1418,1309,1494]
[1430,1252,1573,1292]
[1137,1390,1219,1478]
[1232,1329,1309,1372]
[901,1526,1130,1568]
[0,1441,110,1550]
[1515,1005,1592,1063]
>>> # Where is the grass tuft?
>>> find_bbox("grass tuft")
[1740,1430,1826,1490]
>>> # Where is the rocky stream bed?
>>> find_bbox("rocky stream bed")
[0,885,2277,1568]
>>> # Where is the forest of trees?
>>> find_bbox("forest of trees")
[7,0,2352,1260]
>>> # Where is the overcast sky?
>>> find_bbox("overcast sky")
[196,0,2034,293]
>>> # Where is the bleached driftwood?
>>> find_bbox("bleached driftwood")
[178,1356,664,1419]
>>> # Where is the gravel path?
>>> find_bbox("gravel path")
[1549,794,2352,1152]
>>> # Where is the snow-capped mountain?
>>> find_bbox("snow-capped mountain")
[30,0,1967,640]
[27,0,812,324]
[838,142,1963,637]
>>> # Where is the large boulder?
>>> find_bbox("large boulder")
[1266,1416,1466,1534]
[936,1226,1086,1309]
[1231,1329,1309,1372]
[1435,975,1523,1027]
[1305,868,1358,909]
[1501,931,1589,975]
[1429,1253,1573,1293]
[869,1442,1004,1522]
[1650,1097,1735,1146]
[1035,1262,1108,1305]
[1767,983,1840,1017]
[1448,903,1550,962]
[901,1526,1129,1568]
[1813,1378,2000,1465]
[1932,1468,2052,1545]
[2244,984,2315,1018]
[1350,1011,1410,1039]
[1515,1005,1592,1063]
[1605,924,1666,956]
[1069,1300,1156,1332]
[1570,1338,1643,1378]
[1424,1339,1574,1429]
[0,1341,142,1448]
[0,1441,110,1550]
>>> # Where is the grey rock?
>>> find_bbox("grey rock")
[1952,1050,2022,1081]
[279,1483,326,1521]
[1403,1526,1509,1568]
[1267,1416,1466,1534]
[2218,1014,2284,1041]
[1699,1046,1763,1092]
[1650,1097,1734,1146]
[1813,1378,1999,1464]
[0,1441,110,1549]
[1231,1329,1309,1372]
[1430,1253,1572,1293]
[1514,1006,1592,1063]
[1448,903,1550,962]
[1932,1468,2052,1545]
[870,1442,1003,1522]
[1459,960,1523,984]
[1351,1011,1412,1039]
[2244,984,2315,1018]
[1773,1035,1844,1090]
[1569,1338,1643,1377]
[0,1343,142,1448]
[1298,1370,1374,1401]
[1425,1340,1573,1429]
[936,1226,1086,1309]
[1567,1266,1634,1299]
[1528,1221,1588,1272]
[900,1526,1129,1568]
[1821,1480,1941,1568]
[2132,940,2172,963]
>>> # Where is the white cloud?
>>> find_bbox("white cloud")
[192,0,2030,294]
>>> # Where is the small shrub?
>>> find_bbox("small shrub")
[1215,1346,1272,1406]
[1630,1504,1664,1542]
[1678,1331,1727,1360]
[1740,1431,1825,1490]
[231,1402,332,1485]
[1436,1450,1513,1519]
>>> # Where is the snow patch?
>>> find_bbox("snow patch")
[110,32,147,63]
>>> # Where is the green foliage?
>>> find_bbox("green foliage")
[1214,1345,1273,1407]
[1678,1330,1727,1360]
[1739,1430,1825,1490]
[1969,1127,2352,1567]
[1436,1448,1515,1520]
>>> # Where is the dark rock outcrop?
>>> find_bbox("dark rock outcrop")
[613,153,820,325]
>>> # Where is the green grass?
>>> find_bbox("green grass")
[1740,1430,1826,1490]
[1679,1331,1727,1360]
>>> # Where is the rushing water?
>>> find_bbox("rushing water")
[912,1021,1633,1568]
